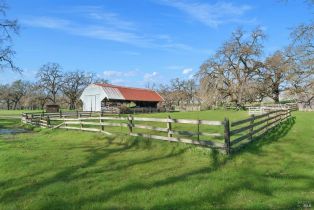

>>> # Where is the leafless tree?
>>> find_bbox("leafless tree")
[27,82,49,110]
[0,83,11,109]
[61,71,93,109]
[182,79,199,104]
[157,83,176,108]
[262,51,291,102]
[0,80,29,109]
[157,78,199,108]
[198,27,265,107]
[93,77,109,84]
[9,80,29,109]
[169,78,188,105]
[286,22,314,107]
[37,62,63,104]
[0,1,20,72]
[145,82,157,90]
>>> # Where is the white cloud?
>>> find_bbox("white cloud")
[182,68,193,74]
[158,0,254,27]
[89,12,136,31]
[22,6,199,52]
[103,70,137,78]
[23,16,152,47]
[22,16,70,29]
[73,26,152,47]
[144,71,158,82]
[111,79,125,84]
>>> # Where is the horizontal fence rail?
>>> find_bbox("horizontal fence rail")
[21,108,293,154]
[228,109,291,150]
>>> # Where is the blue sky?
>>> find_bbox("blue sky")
[0,0,312,87]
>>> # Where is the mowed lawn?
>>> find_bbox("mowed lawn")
[0,111,313,209]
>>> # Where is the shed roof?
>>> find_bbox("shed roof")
[95,83,164,102]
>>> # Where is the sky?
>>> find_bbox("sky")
[0,0,312,87]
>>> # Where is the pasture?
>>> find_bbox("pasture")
[0,110,313,209]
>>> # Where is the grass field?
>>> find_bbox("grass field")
[0,109,75,118]
[0,111,313,209]
[0,110,43,118]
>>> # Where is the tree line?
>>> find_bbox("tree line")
[0,63,108,110]
[155,24,313,109]
[198,24,313,109]
[0,0,313,110]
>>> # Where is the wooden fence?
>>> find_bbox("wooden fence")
[227,109,291,153]
[21,109,292,154]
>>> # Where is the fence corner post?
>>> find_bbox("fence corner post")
[128,114,133,134]
[249,114,255,141]
[47,115,50,128]
[224,117,231,155]
[167,115,173,138]
[100,111,104,131]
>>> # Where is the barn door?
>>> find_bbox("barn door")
[86,95,97,112]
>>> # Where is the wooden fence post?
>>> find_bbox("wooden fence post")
[63,117,67,130]
[100,111,104,131]
[47,116,50,128]
[128,114,133,134]
[266,112,270,133]
[197,119,200,141]
[277,110,281,126]
[76,110,79,118]
[249,114,255,141]
[59,110,62,118]
[224,118,231,155]
[167,115,172,138]
[80,117,83,130]
[40,115,43,127]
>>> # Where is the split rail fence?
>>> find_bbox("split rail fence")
[21,109,292,154]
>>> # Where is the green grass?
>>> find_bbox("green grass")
[0,110,43,117]
[0,111,313,209]
[0,109,77,117]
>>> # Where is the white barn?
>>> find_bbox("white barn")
[80,83,164,112]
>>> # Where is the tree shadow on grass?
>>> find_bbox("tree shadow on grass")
[0,135,191,204]
[71,117,301,209]
[0,119,20,129]
[1,117,305,210]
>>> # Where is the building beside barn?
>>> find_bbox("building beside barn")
[80,83,164,112]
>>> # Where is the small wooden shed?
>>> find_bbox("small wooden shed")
[45,104,60,113]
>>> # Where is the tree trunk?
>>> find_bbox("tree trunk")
[272,83,280,103]
[13,102,18,110]
[69,101,75,110]
[6,100,10,110]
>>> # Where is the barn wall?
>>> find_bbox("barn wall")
[80,85,107,111]
[80,84,163,111]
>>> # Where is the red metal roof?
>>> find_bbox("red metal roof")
[95,83,164,102]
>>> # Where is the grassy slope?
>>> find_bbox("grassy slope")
[0,111,313,209]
